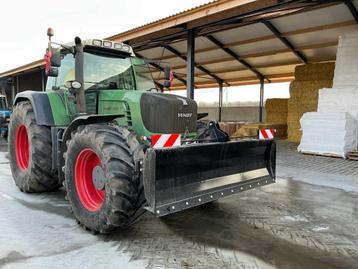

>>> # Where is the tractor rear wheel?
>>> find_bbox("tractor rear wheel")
[63,124,145,234]
[8,101,60,192]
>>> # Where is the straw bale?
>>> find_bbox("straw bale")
[288,130,302,143]
[265,98,288,112]
[266,112,288,124]
[294,63,335,81]
[265,98,288,124]
[231,123,287,139]
[219,122,246,136]
[287,63,334,143]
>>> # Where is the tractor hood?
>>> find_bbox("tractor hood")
[140,93,197,134]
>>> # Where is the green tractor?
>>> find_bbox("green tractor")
[8,28,276,234]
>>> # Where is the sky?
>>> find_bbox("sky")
[0,0,209,73]
[0,0,289,103]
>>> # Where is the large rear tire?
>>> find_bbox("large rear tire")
[8,101,60,192]
[64,124,145,234]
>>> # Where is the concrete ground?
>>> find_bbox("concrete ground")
[0,139,357,269]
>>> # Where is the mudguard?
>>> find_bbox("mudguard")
[143,139,276,217]
[14,91,55,126]
[61,114,125,152]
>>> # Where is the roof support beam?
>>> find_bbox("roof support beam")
[205,34,268,82]
[261,20,307,64]
[187,29,195,99]
[148,20,354,62]
[345,0,358,24]
[136,52,187,86]
[163,44,226,85]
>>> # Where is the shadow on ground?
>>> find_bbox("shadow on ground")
[100,180,358,269]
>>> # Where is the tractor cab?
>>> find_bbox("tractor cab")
[46,39,158,93]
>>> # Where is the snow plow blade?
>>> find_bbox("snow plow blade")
[143,140,276,217]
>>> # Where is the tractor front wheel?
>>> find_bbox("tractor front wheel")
[8,101,60,192]
[64,124,145,234]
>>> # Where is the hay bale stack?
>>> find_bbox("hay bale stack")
[287,63,335,143]
[231,123,287,139]
[265,98,288,124]
[219,122,246,136]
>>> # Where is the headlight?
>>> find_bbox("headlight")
[71,81,82,89]
[92,39,102,46]
[64,80,82,90]
[103,41,112,48]
[114,43,123,50]
[122,45,130,52]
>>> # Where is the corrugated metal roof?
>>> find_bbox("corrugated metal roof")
[107,0,257,42]
[0,59,43,78]
[107,0,219,39]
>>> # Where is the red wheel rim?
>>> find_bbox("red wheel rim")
[74,148,105,212]
[15,125,29,172]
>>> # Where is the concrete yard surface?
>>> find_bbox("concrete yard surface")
[0,140,358,269]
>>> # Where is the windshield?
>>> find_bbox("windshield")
[46,52,155,91]
[133,64,155,90]
[84,52,135,90]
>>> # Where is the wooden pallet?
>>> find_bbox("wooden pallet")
[301,151,344,159]
[347,151,358,161]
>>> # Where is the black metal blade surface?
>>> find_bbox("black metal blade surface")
[143,140,276,216]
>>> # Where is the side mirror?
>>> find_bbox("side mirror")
[163,66,173,88]
[44,47,61,77]
[50,47,61,67]
[44,27,61,77]
[47,67,58,77]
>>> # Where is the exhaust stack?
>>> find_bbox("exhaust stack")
[74,37,86,114]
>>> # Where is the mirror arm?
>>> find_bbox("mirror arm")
[50,41,74,54]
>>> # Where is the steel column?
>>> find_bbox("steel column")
[187,29,195,99]
[16,76,19,95]
[219,82,223,121]
[11,79,15,106]
[41,70,45,91]
[259,78,264,122]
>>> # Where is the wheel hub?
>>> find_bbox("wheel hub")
[92,165,105,190]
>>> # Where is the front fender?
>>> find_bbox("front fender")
[56,114,124,182]
[14,91,55,126]
[61,114,125,152]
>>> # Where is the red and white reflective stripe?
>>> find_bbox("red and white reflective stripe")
[259,129,276,140]
[151,134,181,148]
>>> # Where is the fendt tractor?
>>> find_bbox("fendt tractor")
[8,28,276,234]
